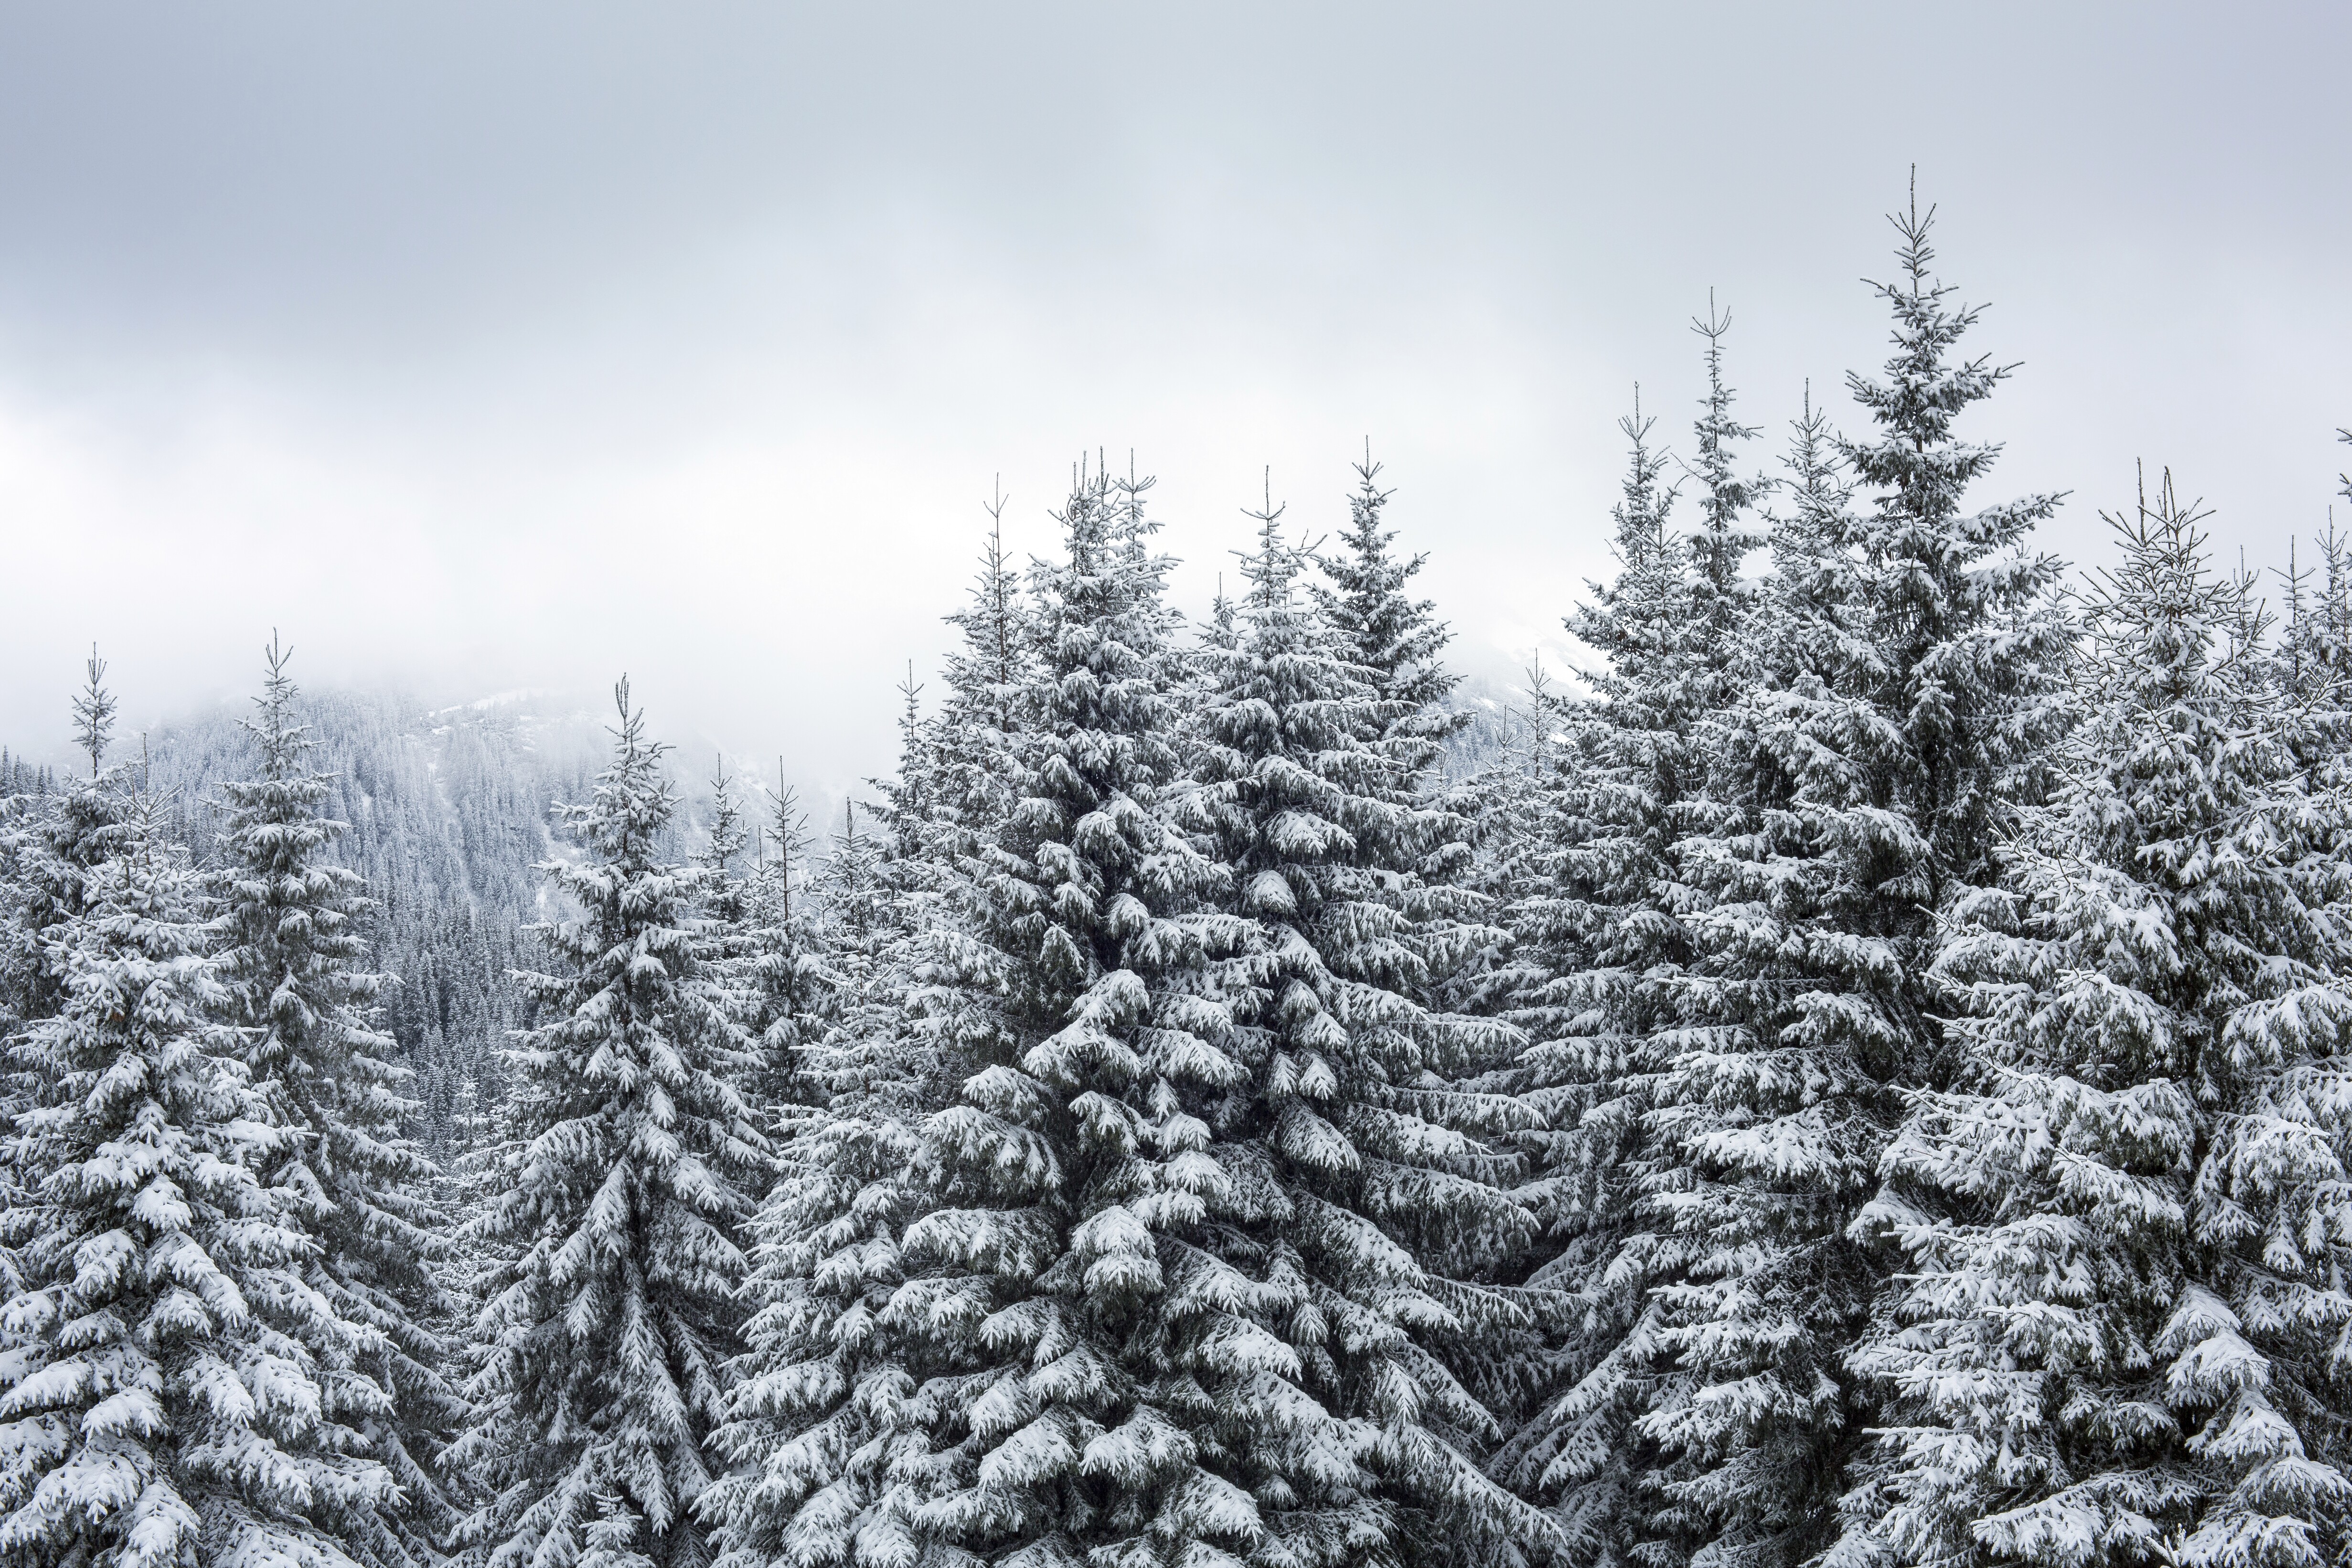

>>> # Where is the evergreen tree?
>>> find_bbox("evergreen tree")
[1480,382,1723,1564]
[927,489,1038,864]
[0,738,398,1568]
[1301,455,1492,1029]
[1185,496,1545,1564]
[1679,298,1770,664]
[705,490,1051,1568]
[1750,385,1873,722]
[451,680,767,1568]
[1841,474,2352,1567]
[857,457,1271,1566]
[1633,186,2068,1568]
[214,638,462,1567]
[0,653,140,1295]
[2,652,137,1031]
[737,767,829,1125]
[1312,446,1467,772]
[699,757,755,927]
[703,730,981,1568]
[802,798,937,1127]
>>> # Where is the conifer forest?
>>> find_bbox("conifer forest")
[10,189,2352,1568]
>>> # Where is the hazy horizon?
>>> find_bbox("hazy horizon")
[4,3,2347,785]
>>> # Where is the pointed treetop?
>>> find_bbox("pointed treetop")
[758,757,810,915]
[1895,162,1935,289]
[767,758,806,855]
[2085,463,2245,705]
[262,628,294,702]
[1237,468,1301,611]
[898,659,922,723]
[1610,388,1678,570]
[1683,290,1767,600]
[1309,439,1460,731]
[983,477,1017,686]
[1847,174,2022,475]
[1771,378,1859,580]
[702,751,749,876]
[575,675,678,869]
[244,630,313,775]
[72,644,116,778]
[604,674,666,770]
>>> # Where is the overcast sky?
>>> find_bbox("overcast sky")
[1,2,2346,791]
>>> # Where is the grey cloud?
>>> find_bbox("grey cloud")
[0,2,2345,785]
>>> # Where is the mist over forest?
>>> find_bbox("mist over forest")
[8,169,2352,1568]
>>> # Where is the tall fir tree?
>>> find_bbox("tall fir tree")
[1312,447,1468,771]
[1483,339,1765,1563]
[2,652,137,1032]
[1302,456,1494,1036]
[927,489,1038,864]
[0,690,399,1568]
[863,457,1271,1566]
[1631,186,2069,1568]
[214,638,462,1567]
[451,680,767,1568]
[699,757,755,928]
[703,699,990,1568]
[737,767,829,1125]
[1185,496,1546,1565]
[1679,298,1770,663]
[1,653,137,1224]
[1840,475,2352,1567]
[704,491,1052,1568]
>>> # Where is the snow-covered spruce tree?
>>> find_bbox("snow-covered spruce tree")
[1633,190,2069,1568]
[925,490,1038,863]
[1475,441,1676,1562]
[702,699,997,1568]
[712,513,1042,1566]
[0,653,136,1234]
[795,790,950,1134]
[1747,385,1873,727]
[0,652,137,1033]
[1678,298,1770,667]
[214,638,462,1567]
[832,456,1285,1567]
[702,755,833,1125]
[704,500,1040,1568]
[1480,340,1764,1561]
[737,767,830,1125]
[699,757,756,929]
[1312,447,1468,768]
[1183,497,1546,1564]
[1301,456,1495,1040]
[713,499,1056,1564]
[892,499,1054,1136]
[451,680,767,1568]
[1840,476,2352,1567]
[0,736,398,1568]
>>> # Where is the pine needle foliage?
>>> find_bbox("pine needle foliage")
[1843,473,2352,1568]
[452,680,767,1568]
[1188,499,1547,1567]
[1,755,399,1568]
[215,640,463,1568]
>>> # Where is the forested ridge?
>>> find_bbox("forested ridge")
[6,192,2352,1568]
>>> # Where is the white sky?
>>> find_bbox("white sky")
[1,2,2346,795]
